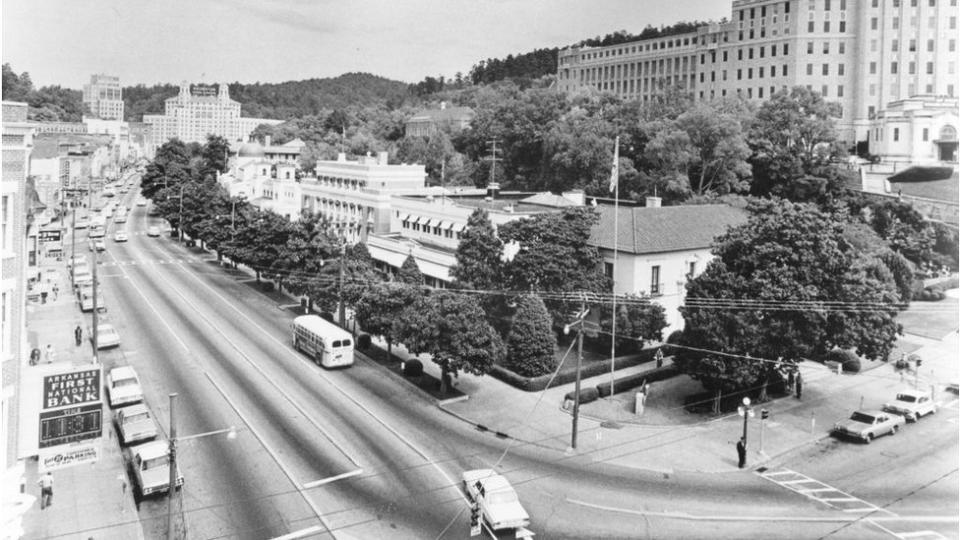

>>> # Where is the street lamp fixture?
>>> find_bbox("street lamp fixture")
[737,396,755,463]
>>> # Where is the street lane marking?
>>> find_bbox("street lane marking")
[302,468,365,489]
[757,467,896,516]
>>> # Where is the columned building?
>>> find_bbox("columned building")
[556,0,959,158]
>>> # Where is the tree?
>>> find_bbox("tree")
[141,139,194,199]
[395,291,505,394]
[749,86,843,199]
[544,109,616,194]
[676,200,901,395]
[231,210,295,282]
[505,295,557,377]
[600,297,668,355]
[200,135,231,179]
[397,254,425,285]
[269,213,337,301]
[450,209,503,289]
[355,282,422,360]
[643,102,752,198]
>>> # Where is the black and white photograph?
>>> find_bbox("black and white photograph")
[2,0,958,538]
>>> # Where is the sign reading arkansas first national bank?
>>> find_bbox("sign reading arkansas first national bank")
[36,367,104,471]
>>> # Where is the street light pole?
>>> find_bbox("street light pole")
[566,296,588,450]
[89,186,99,363]
[178,185,184,244]
[167,393,178,540]
[337,239,346,328]
[738,397,753,464]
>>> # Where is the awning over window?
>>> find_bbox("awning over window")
[398,213,409,222]
[426,218,440,227]
[440,221,453,229]
[451,222,466,232]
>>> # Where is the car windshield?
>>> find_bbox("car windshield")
[142,456,167,470]
[114,377,138,388]
[895,394,917,403]
[489,491,519,504]
[850,412,877,423]
[125,412,150,423]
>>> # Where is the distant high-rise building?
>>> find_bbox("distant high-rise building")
[143,82,281,148]
[82,73,124,120]
[556,0,959,159]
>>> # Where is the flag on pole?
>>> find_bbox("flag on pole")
[609,136,620,193]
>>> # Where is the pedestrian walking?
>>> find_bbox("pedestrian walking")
[795,372,803,400]
[787,370,795,395]
[75,325,83,347]
[736,438,747,469]
[655,348,664,369]
[40,284,48,304]
[44,344,55,364]
[30,347,41,366]
[52,283,59,300]
[38,471,53,509]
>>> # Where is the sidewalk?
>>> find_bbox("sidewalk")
[20,214,144,540]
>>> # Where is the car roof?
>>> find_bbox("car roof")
[896,389,924,397]
[110,366,138,379]
[133,440,169,460]
[855,409,885,416]
[118,403,150,416]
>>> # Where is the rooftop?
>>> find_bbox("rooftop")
[590,204,749,254]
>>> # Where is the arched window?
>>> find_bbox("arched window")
[938,125,957,141]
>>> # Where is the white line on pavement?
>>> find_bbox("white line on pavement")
[302,468,365,489]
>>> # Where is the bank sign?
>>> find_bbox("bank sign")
[36,367,104,471]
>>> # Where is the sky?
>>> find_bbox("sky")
[2,0,730,89]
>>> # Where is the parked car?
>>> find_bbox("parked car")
[115,404,158,445]
[462,469,530,531]
[90,239,106,252]
[115,214,127,224]
[833,410,906,443]
[91,323,121,350]
[106,366,142,407]
[114,230,129,242]
[883,389,938,421]
[136,199,147,207]
[130,440,183,498]
[147,226,160,237]
[78,292,106,313]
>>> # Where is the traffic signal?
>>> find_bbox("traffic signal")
[761,409,769,420]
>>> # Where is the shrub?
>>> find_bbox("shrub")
[665,330,684,354]
[563,386,599,406]
[823,349,861,373]
[490,347,660,392]
[403,359,423,377]
[356,333,371,350]
[596,365,680,397]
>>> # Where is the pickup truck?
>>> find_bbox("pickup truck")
[462,469,530,531]
[130,440,183,498]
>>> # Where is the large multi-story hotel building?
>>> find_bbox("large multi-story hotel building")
[143,82,281,148]
[82,73,124,121]
[557,0,958,159]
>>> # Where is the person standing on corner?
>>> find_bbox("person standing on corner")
[795,371,803,400]
[75,325,83,347]
[736,437,747,469]
[38,471,53,509]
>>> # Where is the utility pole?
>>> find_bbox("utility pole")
[89,186,99,362]
[178,185,184,243]
[167,393,178,540]
[485,139,501,199]
[337,239,346,329]
[738,397,753,465]
[566,296,588,450]
[70,197,77,288]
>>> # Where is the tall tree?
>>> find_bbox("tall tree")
[505,295,557,377]
[396,291,505,393]
[397,254,425,285]
[450,209,503,289]
[200,135,231,179]
[355,282,422,360]
[676,200,901,394]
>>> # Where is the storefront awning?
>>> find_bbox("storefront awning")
[451,222,466,232]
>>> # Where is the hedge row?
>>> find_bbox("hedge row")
[596,365,680,398]
[490,347,660,392]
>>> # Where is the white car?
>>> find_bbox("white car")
[90,239,106,252]
[92,323,121,350]
[114,230,129,242]
[131,440,183,498]
[106,366,142,407]
[115,214,127,224]
[136,199,147,207]
[78,292,106,313]
[883,389,938,421]
[462,469,531,531]
[115,404,158,445]
[147,226,160,237]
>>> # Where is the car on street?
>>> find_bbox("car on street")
[833,410,906,443]
[130,440,184,498]
[73,268,93,289]
[114,214,127,224]
[883,389,938,421]
[115,404,158,445]
[74,215,90,229]
[78,292,106,313]
[136,199,147,207]
[106,366,141,407]
[88,226,105,239]
[91,323,121,350]
[147,225,160,237]
[114,230,129,242]
[462,469,531,531]
[90,239,106,252]
[68,254,87,269]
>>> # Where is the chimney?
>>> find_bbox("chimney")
[378,151,389,165]
[440,101,447,110]
[645,196,662,208]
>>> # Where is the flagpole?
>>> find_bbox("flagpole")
[609,136,619,397]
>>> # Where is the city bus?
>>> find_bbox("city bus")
[291,315,354,368]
